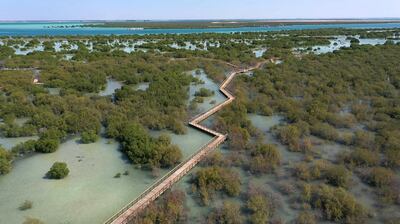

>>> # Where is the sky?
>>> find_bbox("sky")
[1,0,400,21]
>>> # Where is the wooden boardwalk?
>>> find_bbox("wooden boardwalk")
[105,62,264,224]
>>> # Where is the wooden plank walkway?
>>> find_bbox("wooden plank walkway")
[104,62,264,224]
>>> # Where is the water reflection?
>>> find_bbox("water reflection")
[253,48,267,58]
[0,136,38,150]
[189,70,226,114]
[99,79,123,96]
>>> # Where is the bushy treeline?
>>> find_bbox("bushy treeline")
[169,41,400,223]
[113,122,182,168]
[95,31,400,223]
[240,44,400,165]
[1,45,215,173]
[0,147,12,174]
[230,43,400,221]
[191,166,241,205]
[129,190,187,224]
[113,71,192,134]
[301,183,367,223]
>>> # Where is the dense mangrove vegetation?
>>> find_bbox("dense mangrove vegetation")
[129,30,400,224]
[1,27,400,223]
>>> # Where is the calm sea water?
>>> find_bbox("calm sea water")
[1,22,400,36]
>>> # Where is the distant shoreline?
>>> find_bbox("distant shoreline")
[76,19,400,29]
[1,18,400,22]
[256,19,400,23]
[2,21,400,37]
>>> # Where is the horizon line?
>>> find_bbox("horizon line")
[1,17,400,22]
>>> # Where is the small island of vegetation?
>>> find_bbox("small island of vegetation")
[46,162,69,179]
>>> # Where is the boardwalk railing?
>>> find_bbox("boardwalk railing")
[105,62,264,224]
[104,136,226,224]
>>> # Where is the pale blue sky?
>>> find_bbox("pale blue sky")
[1,0,400,20]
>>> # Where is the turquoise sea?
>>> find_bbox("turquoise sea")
[1,22,400,36]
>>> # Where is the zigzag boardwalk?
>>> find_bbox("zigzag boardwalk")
[105,62,264,224]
